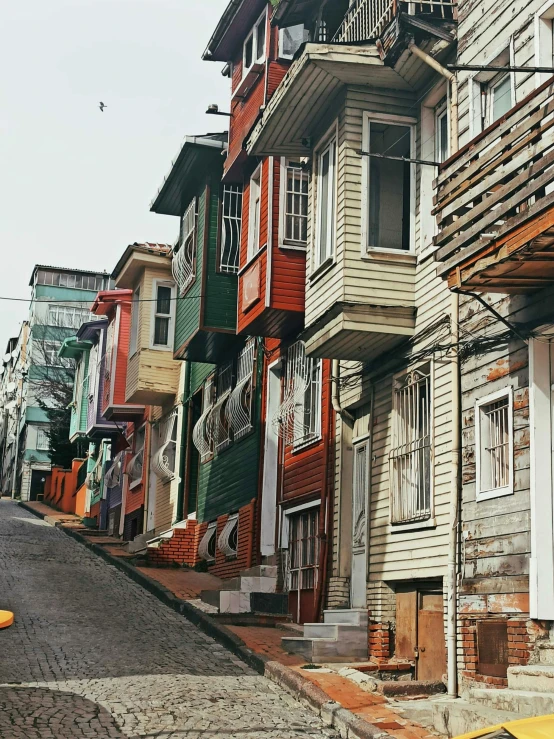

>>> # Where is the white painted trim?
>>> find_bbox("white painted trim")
[535,1,554,86]
[468,41,513,136]
[109,306,121,409]
[312,120,339,273]
[390,518,437,533]
[247,163,263,262]
[265,156,274,309]
[279,157,309,250]
[149,279,176,351]
[361,111,418,256]
[260,359,281,556]
[475,385,514,502]
[280,498,321,548]
[529,338,554,619]
[242,7,267,80]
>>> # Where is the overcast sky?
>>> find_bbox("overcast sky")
[0,0,230,350]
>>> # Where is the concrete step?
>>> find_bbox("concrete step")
[431,697,521,738]
[240,565,278,578]
[220,576,276,593]
[199,590,221,609]
[508,663,554,692]
[323,609,368,627]
[538,642,554,664]
[281,635,368,663]
[219,591,287,615]
[469,686,554,716]
[303,623,339,639]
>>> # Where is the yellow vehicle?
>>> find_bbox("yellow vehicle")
[455,714,554,739]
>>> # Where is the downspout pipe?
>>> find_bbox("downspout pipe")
[409,41,460,699]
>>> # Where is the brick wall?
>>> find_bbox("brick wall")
[367,581,396,623]
[326,576,350,609]
[369,623,391,662]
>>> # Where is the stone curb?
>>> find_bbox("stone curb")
[18,501,391,739]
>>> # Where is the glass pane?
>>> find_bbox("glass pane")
[438,112,448,163]
[256,17,266,61]
[318,150,330,262]
[156,285,172,315]
[280,24,306,58]
[154,317,169,346]
[492,75,512,121]
[368,122,411,250]
[244,35,253,69]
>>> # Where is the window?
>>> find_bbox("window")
[36,270,106,291]
[129,286,140,356]
[390,364,432,525]
[127,425,146,488]
[247,166,262,260]
[192,376,215,463]
[213,362,234,454]
[105,451,124,489]
[364,115,415,252]
[218,513,239,557]
[476,388,513,501]
[151,281,175,349]
[243,9,267,76]
[172,199,197,295]
[435,103,449,164]
[73,355,86,424]
[352,441,369,549]
[273,341,322,448]
[226,339,256,440]
[484,73,513,126]
[219,185,242,273]
[535,3,554,85]
[288,508,319,591]
[315,138,336,267]
[281,160,309,248]
[198,521,217,562]
[43,341,68,367]
[151,409,178,483]
[36,427,49,451]
[278,24,308,59]
[48,305,91,329]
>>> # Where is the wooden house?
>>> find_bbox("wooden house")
[248,0,459,671]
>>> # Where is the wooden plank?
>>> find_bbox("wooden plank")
[396,588,417,660]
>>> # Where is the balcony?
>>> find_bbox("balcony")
[434,78,554,293]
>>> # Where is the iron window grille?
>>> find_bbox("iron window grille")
[127,426,146,488]
[198,521,217,562]
[226,339,256,441]
[220,185,242,273]
[390,364,432,524]
[192,376,215,463]
[212,362,234,454]
[36,427,50,451]
[151,408,179,482]
[283,161,309,247]
[105,451,124,489]
[273,340,321,448]
[288,508,319,591]
[218,513,239,557]
[476,388,513,500]
[172,198,197,295]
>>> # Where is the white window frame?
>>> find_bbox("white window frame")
[129,285,140,357]
[36,426,49,451]
[219,185,243,273]
[48,304,91,329]
[435,101,449,165]
[469,43,514,135]
[420,83,448,256]
[280,158,309,250]
[361,112,417,256]
[150,280,176,351]
[485,73,513,128]
[218,513,239,557]
[172,198,197,295]
[278,24,308,60]
[242,8,267,78]
[127,425,146,489]
[44,341,68,367]
[226,339,256,441]
[535,1,554,86]
[475,386,514,502]
[247,165,262,261]
[73,354,86,426]
[151,408,179,483]
[389,362,434,529]
[313,133,337,270]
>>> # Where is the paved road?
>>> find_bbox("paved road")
[0,500,337,738]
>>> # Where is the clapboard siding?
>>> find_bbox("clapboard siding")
[204,185,237,331]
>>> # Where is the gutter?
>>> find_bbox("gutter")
[408,41,460,699]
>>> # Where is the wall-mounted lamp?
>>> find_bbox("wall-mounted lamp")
[206,104,232,117]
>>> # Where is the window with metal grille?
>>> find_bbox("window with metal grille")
[226,339,256,441]
[105,451,124,489]
[390,364,432,524]
[288,508,319,591]
[172,199,197,295]
[36,427,49,451]
[476,388,513,501]
[220,185,242,273]
[218,513,239,557]
[192,376,215,463]
[198,521,217,562]
[282,161,309,248]
[151,409,178,482]
[127,425,146,488]
[273,341,321,448]
[151,281,175,348]
[212,362,233,454]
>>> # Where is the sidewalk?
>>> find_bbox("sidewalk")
[19,500,442,739]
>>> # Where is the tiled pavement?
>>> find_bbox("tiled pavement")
[0,499,339,738]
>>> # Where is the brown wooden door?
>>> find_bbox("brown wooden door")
[417,592,446,681]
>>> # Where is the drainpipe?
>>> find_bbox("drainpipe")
[409,41,460,698]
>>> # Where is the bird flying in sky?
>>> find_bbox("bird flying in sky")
[99,102,107,112]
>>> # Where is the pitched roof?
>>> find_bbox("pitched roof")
[110,244,172,281]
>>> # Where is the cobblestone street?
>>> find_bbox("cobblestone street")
[0,500,338,738]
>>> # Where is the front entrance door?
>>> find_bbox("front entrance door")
[396,583,446,680]
[29,470,46,501]
[287,506,319,623]
[351,441,369,608]
[261,361,280,557]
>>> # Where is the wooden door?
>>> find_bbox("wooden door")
[417,591,446,681]
[287,508,319,623]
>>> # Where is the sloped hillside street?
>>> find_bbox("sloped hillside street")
[0,500,338,738]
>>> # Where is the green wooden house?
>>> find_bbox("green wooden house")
[58,336,92,443]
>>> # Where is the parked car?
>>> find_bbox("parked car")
[455,714,554,739]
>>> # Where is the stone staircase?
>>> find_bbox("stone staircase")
[431,641,554,737]
[281,609,369,662]
[200,565,288,615]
